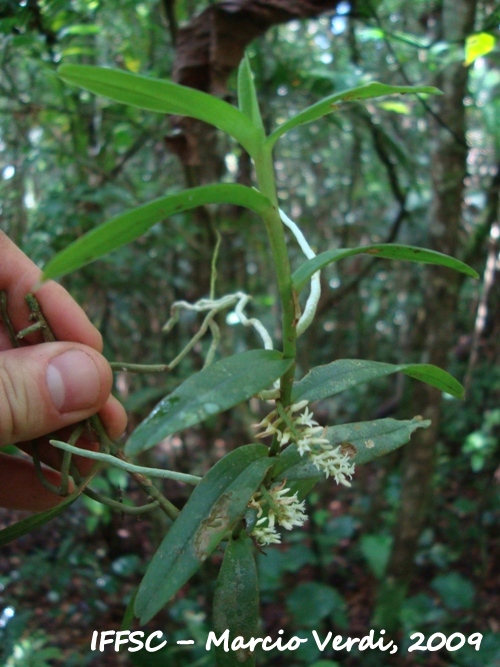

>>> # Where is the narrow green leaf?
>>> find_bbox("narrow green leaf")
[326,417,431,466]
[273,417,430,482]
[292,243,479,292]
[292,359,464,402]
[42,184,272,281]
[126,351,293,455]
[266,82,442,147]
[213,534,259,667]
[135,444,270,624]
[0,489,80,546]
[58,65,260,154]
[237,54,265,133]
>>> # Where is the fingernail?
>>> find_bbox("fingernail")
[47,350,101,412]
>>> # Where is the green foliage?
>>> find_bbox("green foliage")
[430,572,475,611]
[42,184,272,280]
[273,418,430,480]
[1,4,493,660]
[292,359,464,402]
[462,408,500,472]
[292,243,478,292]
[213,535,259,667]
[126,350,293,455]
[238,54,266,133]
[0,487,81,546]
[58,65,261,154]
[8,49,474,638]
[266,81,441,147]
[359,534,392,579]
[4,632,63,667]
[286,582,348,629]
[135,444,271,624]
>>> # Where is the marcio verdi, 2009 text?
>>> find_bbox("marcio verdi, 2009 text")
[91,629,483,654]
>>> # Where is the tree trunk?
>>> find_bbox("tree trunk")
[164,0,352,295]
[373,0,478,631]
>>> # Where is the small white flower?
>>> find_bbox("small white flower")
[309,445,355,486]
[289,399,309,413]
[249,482,308,545]
[252,523,281,545]
[253,400,356,501]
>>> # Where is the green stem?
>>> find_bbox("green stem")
[24,293,178,519]
[83,487,160,515]
[60,423,84,496]
[25,293,56,342]
[32,445,64,496]
[253,145,297,414]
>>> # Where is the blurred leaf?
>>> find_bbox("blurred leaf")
[287,582,347,629]
[359,534,392,579]
[267,82,441,147]
[111,554,142,577]
[0,478,91,546]
[400,593,444,631]
[431,572,475,611]
[213,535,258,667]
[292,243,479,292]
[42,184,272,280]
[124,56,141,73]
[58,65,261,154]
[135,444,270,624]
[465,32,496,66]
[59,24,100,37]
[126,350,293,455]
[292,359,464,401]
[378,100,411,114]
[450,632,500,667]
[257,548,287,592]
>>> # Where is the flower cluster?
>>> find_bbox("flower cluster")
[254,400,355,486]
[249,482,308,546]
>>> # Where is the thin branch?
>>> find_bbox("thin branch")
[161,0,178,47]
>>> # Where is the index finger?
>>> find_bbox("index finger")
[0,232,103,351]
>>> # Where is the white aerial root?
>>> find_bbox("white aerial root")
[279,208,321,337]
[162,291,274,372]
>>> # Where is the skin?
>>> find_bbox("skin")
[0,231,127,511]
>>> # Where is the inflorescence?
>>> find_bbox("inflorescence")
[249,400,356,546]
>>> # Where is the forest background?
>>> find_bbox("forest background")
[0,0,499,666]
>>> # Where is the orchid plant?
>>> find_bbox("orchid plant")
[0,54,477,666]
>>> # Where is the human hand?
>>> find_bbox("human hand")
[0,232,127,511]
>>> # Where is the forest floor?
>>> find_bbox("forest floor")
[1,465,498,667]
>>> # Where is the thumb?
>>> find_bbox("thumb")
[0,343,114,445]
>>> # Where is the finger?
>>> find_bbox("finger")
[98,394,128,441]
[0,342,115,445]
[0,231,102,351]
[0,453,74,511]
[19,395,127,473]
